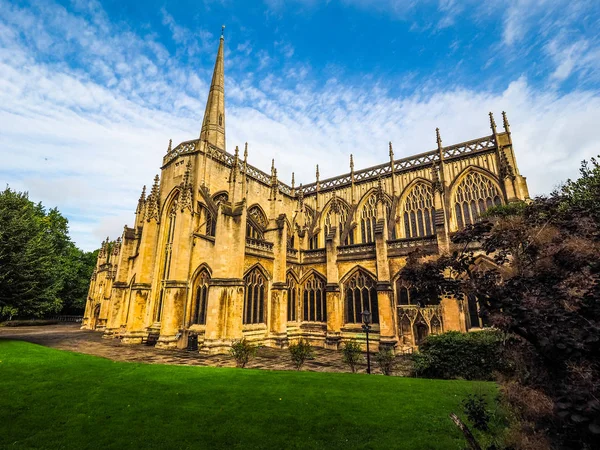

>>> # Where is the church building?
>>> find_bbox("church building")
[82,32,530,354]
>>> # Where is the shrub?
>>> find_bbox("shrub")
[229,338,256,368]
[463,393,490,431]
[289,339,315,370]
[374,348,395,376]
[412,330,504,380]
[342,340,364,373]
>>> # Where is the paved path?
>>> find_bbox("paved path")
[0,324,411,375]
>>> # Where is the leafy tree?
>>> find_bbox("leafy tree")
[0,187,97,319]
[401,157,600,447]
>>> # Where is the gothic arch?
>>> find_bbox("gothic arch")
[449,165,501,194]
[398,181,436,238]
[161,187,181,215]
[321,196,353,245]
[286,268,300,283]
[397,177,433,203]
[243,265,268,325]
[450,168,504,230]
[247,204,268,228]
[191,267,211,325]
[190,263,213,283]
[356,187,392,211]
[286,271,300,322]
[301,270,327,322]
[341,266,379,324]
[244,262,272,281]
[339,265,378,285]
[321,195,351,216]
[212,191,229,204]
[356,188,392,244]
[247,204,268,240]
[299,268,327,285]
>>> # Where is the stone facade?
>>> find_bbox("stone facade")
[83,34,530,354]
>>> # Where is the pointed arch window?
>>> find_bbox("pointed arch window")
[247,205,267,240]
[344,270,379,324]
[466,294,490,329]
[395,279,418,306]
[156,198,178,322]
[203,192,228,237]
[303,273,326,322]
[244,267,266,324]
[360,195,378,243]
[192,270,210,325]
[324,204,354,246]
[287,273,299,322]
[454,172,502,229]
[402,184,435,238]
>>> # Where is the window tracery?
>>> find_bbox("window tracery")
[247,205,267,240]
[360,195,377,243]
[286,273,299,322]
[303,273,326,322]
[324,203,353,245]
[192,270,210,325]
[243,267,266,324]
[344,269,379,324]
[155,195,178,322]
[454,172,502,228]
[402,184,435,238]
[360,194,390,243]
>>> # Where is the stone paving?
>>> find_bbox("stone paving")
[0,323,412,375]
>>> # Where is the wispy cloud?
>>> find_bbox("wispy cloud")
[1,0,599,251]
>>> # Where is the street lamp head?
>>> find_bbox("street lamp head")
[361,310,371,325]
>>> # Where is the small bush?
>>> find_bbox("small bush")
[463,393,490,431]
[342,340,364,373]
[229,338,256,368]
[412,330,505,380]
[289,339,315,370]
[374,349,395,376]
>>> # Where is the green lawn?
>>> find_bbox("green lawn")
[0,341,500,449]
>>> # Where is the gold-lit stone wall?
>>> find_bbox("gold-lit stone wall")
[82,35,530,354]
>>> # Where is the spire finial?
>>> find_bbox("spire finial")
[221,25,225,39]
[350,154,354,172]
[140,185,146,200]
[436,128,442,148]
[244,142,248,161]
[502,111,511,133]
[376,176,385,204]
[167,139,172,153]
[489,112,497,134]
[234,145,239,158]
[291,172,295,189]
[389,142,394,161]
[316,164,320,182]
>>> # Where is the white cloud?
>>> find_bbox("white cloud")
[1,0,600,252]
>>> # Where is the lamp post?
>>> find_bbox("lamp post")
[361,310,372,374]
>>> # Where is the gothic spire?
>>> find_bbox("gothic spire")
[199,29,226,150]
[489,112,497,135]
[502,111,511,133]
[145,175,160,222]
[136,185,146,214]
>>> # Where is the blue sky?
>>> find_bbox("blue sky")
[1,0,599,250]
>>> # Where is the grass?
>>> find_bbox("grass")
[0,341,502,449]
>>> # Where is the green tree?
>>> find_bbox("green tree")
[0,187,97,318]
[400,158,600,447]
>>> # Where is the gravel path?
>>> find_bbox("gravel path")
[0,324,408,374]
